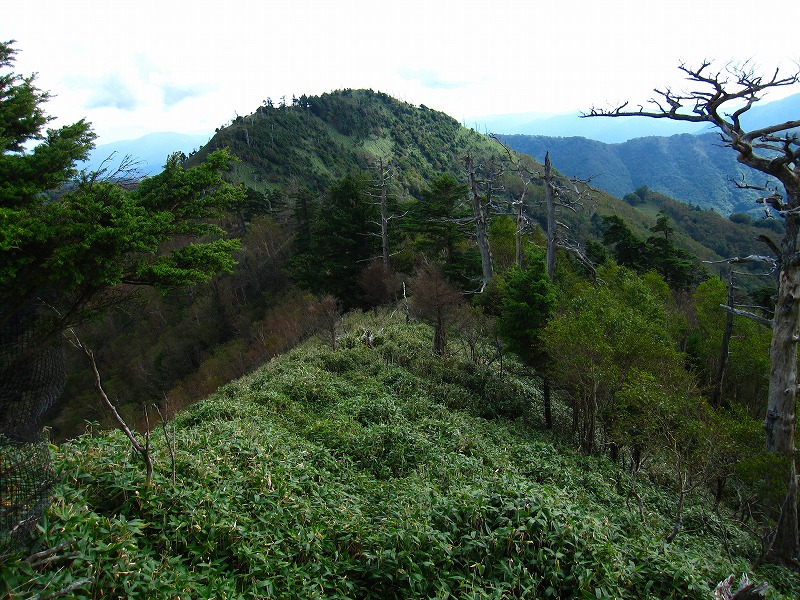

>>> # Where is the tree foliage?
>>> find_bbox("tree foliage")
[544,264,687,453]
[589,60,800,564]
[302,173,380,306]
[405,173,477,284]
[494,246,556,367]
[600,213,696,289]
[409,262,463,355]
[688,277,771,415]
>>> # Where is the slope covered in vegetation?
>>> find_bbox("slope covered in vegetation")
[194,89,494,198]
[46,88,777,441]
[5,310,799,598]
[498,132,778,215]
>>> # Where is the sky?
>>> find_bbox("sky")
[4,0,799,145]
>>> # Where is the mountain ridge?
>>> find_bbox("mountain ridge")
[474,91,800,143]
[85,91,799,219]
[499,132,780,216]
[48,89,780,442]
[195,89,775,260]
[14,309,800,598]
[81,131,212,176]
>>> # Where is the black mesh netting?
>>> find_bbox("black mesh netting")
[0,303,64,547]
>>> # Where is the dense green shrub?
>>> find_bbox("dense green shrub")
[4,311,798,599]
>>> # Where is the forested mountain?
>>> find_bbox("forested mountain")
[198,88,779,263]
[46,89,779,440]
[499,132,778,216]
[489,93,800,216]
[8,61,800,593]
[192,89,491,196]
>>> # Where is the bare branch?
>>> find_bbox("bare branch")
[39,578,95,600]
[719,304,773,329]
[557,241,596,276]
[66,328,154,487]
[703,254,777,266]
[756,234,781,257]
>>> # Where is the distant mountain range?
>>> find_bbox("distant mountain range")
[473,92,800,144]
[497,132,778,216]
[491,92,800,215]
[81,132,212,176]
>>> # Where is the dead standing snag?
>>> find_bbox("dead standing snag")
[587,61,800,565]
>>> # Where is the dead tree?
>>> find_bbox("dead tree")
[465,154,503,291]
[542,152,598,280]
[544,153,558,278]
[491,138,594,430]
[714,574,768,599]
[490,135,535,268]
[368,156,397,270]
[409,262,463,355]
[492,136,595,279]
[67,330,154,488]
[587,60,800,566]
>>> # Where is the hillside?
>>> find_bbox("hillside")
[498,132,779,216]
[6,310,800,598]
[191,89,498,199]
[45,89,780,441]
[193,88,777,267]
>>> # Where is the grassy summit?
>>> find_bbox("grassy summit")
[4,309,799,598]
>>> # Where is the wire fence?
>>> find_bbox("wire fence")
[1,304,64,547]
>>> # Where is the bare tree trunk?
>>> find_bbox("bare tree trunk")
[155,402,176,487]
[515,191,526,268]
[465,155,494,291]
[516,206,524,267]
[764,246,800,563]
[545,152,557,280]
[378,157,391,269]
[581,383,598,454]
[666,472,686,543]
[79,341,153,487]
[543,379,552,430]
[434,313,446,356]
[713,476,725,512]
[626,454,646,522]
[711,271,734,408]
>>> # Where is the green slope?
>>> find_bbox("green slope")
[202,89,776,266]
[6,311,799,598]
[46,89,780,442]
[191,89,498,199]
[498,133,779,216]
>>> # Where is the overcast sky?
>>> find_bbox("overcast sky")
[4,0,798,145]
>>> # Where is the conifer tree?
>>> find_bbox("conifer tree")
[1,40,243,541]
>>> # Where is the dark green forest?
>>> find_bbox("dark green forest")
[4,44,800,598]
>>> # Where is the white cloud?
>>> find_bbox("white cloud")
[398,68,468,90]
[160,83,210,107]
[82,73,140,111]
[3,0,798,143]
